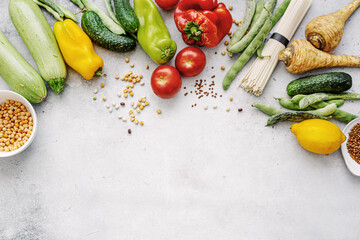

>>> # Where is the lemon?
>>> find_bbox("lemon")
[291,119,346,155]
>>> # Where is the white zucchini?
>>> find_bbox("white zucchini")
[9,0,67,94]
[0,31,47,103]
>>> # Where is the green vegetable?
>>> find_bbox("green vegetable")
[55,2,77,22]
[257,0,291,58]
[134,0,177,64]
[81,10,136,52]
[286,72,352,96]
[307,103,337,116]
[70,0,84,9]
[252,102,284,116]
[310,101,357,123]
[276,98,314,111]
[38,0,64,17]
[223,13,273,90]
[114,0,140,35]
[33,0,63,21]
[228,0,277,54]
[81,0,125,35]
[9,0,67,94]
[0,31,47,103]
[251,0,264,29]
[266,112,331,126]
[299,92,360,109]
[229,0,256,48]
[325,99,345,108]
[34,0,77,22]
[104,0,121,25]
[291,94,307,104]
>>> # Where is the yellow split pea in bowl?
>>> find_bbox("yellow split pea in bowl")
[0,90,38,157]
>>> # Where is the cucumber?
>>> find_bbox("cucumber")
[114,0,140,34]
[286,72,352,96]
[81,0,125,35]
[9,0,67,94]
[81,10,136,53]
[0,31,47,103]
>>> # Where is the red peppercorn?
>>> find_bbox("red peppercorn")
[128,129,132,134]
[238,108,243,112]
[120,102,125,106]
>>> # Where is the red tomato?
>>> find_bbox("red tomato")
[175,47,206,77]
[151,65,182,99]
[155,0,180,10]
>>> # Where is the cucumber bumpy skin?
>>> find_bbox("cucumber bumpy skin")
[287,72,352,96]
[114,0,140,34]
[81,10,136,53]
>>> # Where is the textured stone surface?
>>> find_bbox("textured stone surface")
[1,0,360,239]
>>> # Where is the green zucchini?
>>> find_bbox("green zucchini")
[0,31,46,103]
[9,0,67,94]
[114,0,140,34]
[81,10,136,52]
[286,72,352,96]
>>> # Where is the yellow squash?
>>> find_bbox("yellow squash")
[54,19,104,80]
[291,119,346,155]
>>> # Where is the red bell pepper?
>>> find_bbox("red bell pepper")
[174,0,232,48]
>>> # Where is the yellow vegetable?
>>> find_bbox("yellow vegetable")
[54,19,104,80]
[278,39,360,74]
[291,119,346,155]
[305,0,360,52]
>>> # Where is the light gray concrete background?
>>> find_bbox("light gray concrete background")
[1,0,360,239]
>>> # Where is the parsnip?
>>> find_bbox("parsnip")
[305,0,360,52]
[278,39,360,74]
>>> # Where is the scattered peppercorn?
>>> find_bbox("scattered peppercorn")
[224,41,229,46]
[120,102,125,106]
[125,58,130,63]
[229,5,233,10]
[238,108,243,112]
[221,66,225,70]
[128,129,132,134]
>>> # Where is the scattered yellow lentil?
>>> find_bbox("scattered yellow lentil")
[221,66,225,70]
[156,109,162,114]
[130,63,134,68]
[124,93,128,98]
[102,97,106,101]
[115,75,119,79]
[230,97,233,101]
[221,51,226,56]
[224,41,229,46]
[125,58,130,63]
[229,5,233,10]
[100,83,105,88]
[135,120,139,125]
[140,121,144,126]
[145,65,149,69]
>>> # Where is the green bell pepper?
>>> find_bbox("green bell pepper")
[134,0,177,64]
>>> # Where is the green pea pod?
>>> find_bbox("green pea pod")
[134,0,177,64]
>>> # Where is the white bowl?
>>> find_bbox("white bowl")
[341,118,360,176]
[0,90,38,157]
